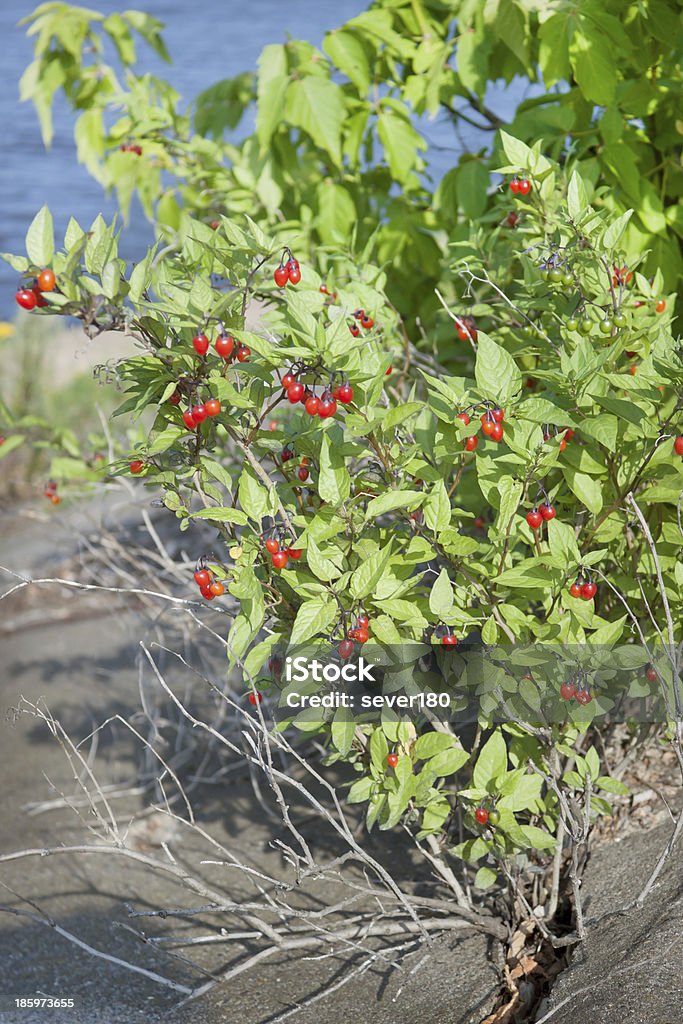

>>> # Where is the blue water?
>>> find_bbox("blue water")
[0,1,530,318]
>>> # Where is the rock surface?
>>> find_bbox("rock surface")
[537,824,683,1023]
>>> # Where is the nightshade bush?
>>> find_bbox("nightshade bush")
[1,1,681,933]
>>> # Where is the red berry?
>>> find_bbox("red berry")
[356,614,369,629]
[248,691,263,705]
[347,628,359,641]
[506,211,519,228]
[560,681,575,701]
[287,259,301,285]
[464,435,478,452]
[481,418,495,437]
[474,516,486,529]
[517,178,531,195]
[265,538,280,554]
[16,288,37,310]
[32,285,48,307]
[441,633,458,647]
[475,807,489,825]
[569,582,583,599]
[510,179,520,194]
[286,548,302,561]
[129,459,144,474]
[200,585,214,600]
[540,503,556,521]
[50,494,61,505]
[360,315,374,330]
[318,395,337,418]
[645,666,657,683]
[281,372,296,389]
[205,399,221,417]
[339,640,353,660]
[491,408,504,423]
[215,334,234,359]
[194,569,211,587]
[319,285,328,294]
[168,390,181,405]
[456,412,471,426]
[182,410,198,430]
[130,144,142,156]
[385,366,392,376]
[581,582,597,601]
[272,551,289,569]
[526,509,543,530]
[287,383,304,404]
[386,753,399,769]
[490,423,504,442]
[274,265,288,287]
[37,268,56,292]
[349,323,360,337]
[576,688,593,705]
[297,466,309,482]
[192,333,209,356]
[209,581,225,597]
[674,436,683,456]
[356,628,369,644]
[192,404,208,423]
[281,447,295,463]
[656,300,666,313]
[337,384,353,404]
[353,309,365,320]
[236,345,250,362]
[305,395,320,416]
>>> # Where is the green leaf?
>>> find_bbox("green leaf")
[429,568,454,617]
[475,332,521,405]
[318,432,351,505]
[429,747,470,777]
[567,170,588,221]
[570,28,616,104]
[190,506,248,526]
[290,596,337,646]
[238,467,269,522]
[256,44,289,148]
[414,732,455,759]
[474,866,497,890]
[564,470,603,515]
[365,490,423,519]
[546,518,581,568]
[423,480,451,534]
[350,545,392,600]
[323,30,370,93]
[287,76,345,167]
[370,727,389,772]
[473,730,508,789]
[377,108,425,183]
[25,205,54,266]
[331,709,355,755]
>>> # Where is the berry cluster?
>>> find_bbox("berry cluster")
[348,309,374,336]
[15,268,56,310]
[568,574,597,601]
[559,679,593,704]
[454,315,478,342]
[543,426,573,452]
[193,330,250,362]
[509,175,531,196]
[612,265,632,288]
[474,805,500,826]
[281,364,353,419]
[319,284,338,300]
[264,533,302,570]
[274,249,301,287]
[182,397,222,431]
[44,479,60,505]
[338,612,371,657]
[193,564,225,601]
[457,403,505,451]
